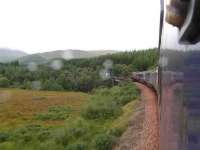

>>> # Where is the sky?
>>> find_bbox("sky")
[0,0,160,54]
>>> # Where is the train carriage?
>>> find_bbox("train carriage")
[159,0,200,150]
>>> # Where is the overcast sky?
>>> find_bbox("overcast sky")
[0,0,160,54]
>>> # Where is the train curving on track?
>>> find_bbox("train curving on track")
[159,0,200,150]
[132,0,200,149]
[131,70,158,93]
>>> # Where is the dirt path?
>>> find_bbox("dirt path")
[114,83,159,150]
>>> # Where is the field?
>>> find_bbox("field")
[0,89,88,131]
[0,83,139,150]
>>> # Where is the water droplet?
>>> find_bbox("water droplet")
[27,62,38,72]
[99,69,111,80]
[50,60,63,70]
[159,56,168,67]
[62,51,74,60]
[32,81,41,90]
[103,59,113,69]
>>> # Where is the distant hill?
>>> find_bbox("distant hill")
[0,48,27,63]
[18,50,118,64]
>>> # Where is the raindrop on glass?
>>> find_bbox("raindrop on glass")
[32,81,41,90]
[50,60,63,70]
[62,51,74,60]
[103,59,113,69]
[27,62,38,72]
[159,56,168,67]
[99,69,111,80]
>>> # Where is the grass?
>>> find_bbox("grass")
[110,100,139,136]
[0,83,139,150]
[0,89,88,130]
[34,106,72,121]
[81,83,139,120]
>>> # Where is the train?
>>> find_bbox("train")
[131,70,158,92]
[132,0,200,149]
[159,0,200,150]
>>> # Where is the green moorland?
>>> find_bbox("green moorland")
[0,49,158,150]
[0,83,139,150]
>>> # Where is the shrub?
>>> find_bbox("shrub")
[66,143,87,150]
[81,82,138,120]
[37,130,50,142]
[0,133,9,143]
[93,134,116,150]
[66,118,89,139]
[42,80,64,91]
[34,106,72,121]
[0,142,15,150]
[81,101,122,120]
[67,127,87,139]
[38,140,65,150]
[11,124,49,143]
[53,129,68,146]
[21,81,32,89]
[108,128,124,137]
[0,77,9,87]
[22,134,33,143]
[52,119,89,146]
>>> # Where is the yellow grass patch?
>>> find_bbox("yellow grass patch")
[0,89,89,130]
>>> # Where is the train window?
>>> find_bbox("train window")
[0,1,161,149]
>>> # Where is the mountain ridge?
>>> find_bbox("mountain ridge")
[18,49,119,64]
[0,48,27,63]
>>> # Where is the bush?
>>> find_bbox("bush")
[93,134,116,150]
[0,77,9,87]
[42,80,64,91]
[11,124,49,143]
[53,129,69,146]
[66,143,87,150]
[0,142,15,150]
[38,140,65,150]
[108,128,124,137]
[37,130,50,142]
[82,82,138,120]
[34,106,72,121]
[110,83,139,106]
[21,81,32,89]
[0,133,9,143]
[52,118,89,146]
[66,118,89,139]
[81,101,122,120]
[67,127,87,139]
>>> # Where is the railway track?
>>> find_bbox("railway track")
[113,77,159,150]
[135,82,159,150]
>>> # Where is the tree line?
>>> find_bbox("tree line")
[0,49,158,92]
